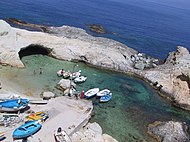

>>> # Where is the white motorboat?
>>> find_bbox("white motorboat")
[84,88,99,99]
[96,89,111,97]
[74,76,87,83]
[63,72,71,79]
[57,69,65,77]
[70,70,81,79]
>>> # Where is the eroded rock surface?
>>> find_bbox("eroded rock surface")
[71,122,118,142]
[0,20,136,71]
[1,20,190,111]
[142,46,190,110]
[147,121,190,142]
[57,79,76,91]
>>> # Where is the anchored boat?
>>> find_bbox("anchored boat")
[84,88,99,99]
[96,89,111,97]
[70,70,81,79]
[100,93,112,103]
[74,76,87,83]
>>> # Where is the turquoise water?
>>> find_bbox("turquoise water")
[1,55,190,142]
[0,0,190,59]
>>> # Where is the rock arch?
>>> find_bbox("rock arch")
[18,44,52,59]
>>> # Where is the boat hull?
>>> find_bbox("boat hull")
[84,88,99,99]
[100,93,112,103]
[0,99,29,112]
[96,89,111,97]
[13,121,42,139]
[74,76,87,83]
[0,105,27,112]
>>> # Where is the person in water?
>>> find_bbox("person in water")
[33,70,36,75]
[39,68,42,75]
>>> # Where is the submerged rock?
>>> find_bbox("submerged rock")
[6,18,48,32]
[147,121,190,142]
[87,24,107,34]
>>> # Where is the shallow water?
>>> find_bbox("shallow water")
[1,55,190,142]
[0,0,190,59]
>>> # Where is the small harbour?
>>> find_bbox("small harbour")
[1,55,190,142]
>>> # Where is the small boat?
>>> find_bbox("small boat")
[96,89,111,97]
[0,132,5,141]
[74,76,87,83]
[54,127,72,142]
[70,70,81,79]
[100,93,112,103]
[13,120,42,139]
[26,111,49,122]
[57,69,65,77]
[0,98,29,112]
[63,72,71,79]
[84,88,99,99]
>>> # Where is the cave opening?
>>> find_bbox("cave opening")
[19,44,52,59]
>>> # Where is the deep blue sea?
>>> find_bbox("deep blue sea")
[0,0,190,59]
[1,1,190,141]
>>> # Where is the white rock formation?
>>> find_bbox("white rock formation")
[147,121,189,142]
[57,79,76,90]
[42,91,55,99]
[0,20,136,70]
[1,20,190,110]
[142,46,190,110]
[71,122,118,142]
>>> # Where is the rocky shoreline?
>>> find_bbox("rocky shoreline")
[1,19,190,141]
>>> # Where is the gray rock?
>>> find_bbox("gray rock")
[42,91,55,100]
[57,79,76,91]
[134,61,145,70]
[147,121,190,142]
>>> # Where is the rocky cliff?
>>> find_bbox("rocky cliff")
[1,20,190,111]
[0,20,136,71]
[142,46,190,110]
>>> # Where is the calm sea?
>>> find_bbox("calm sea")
[1,1,190,141]
[0,0,190,59]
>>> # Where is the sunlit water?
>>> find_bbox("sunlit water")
[1,55,190,142]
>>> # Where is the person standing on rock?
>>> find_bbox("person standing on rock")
[33,70,36,75]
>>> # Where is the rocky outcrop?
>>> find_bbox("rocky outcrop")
[57,79,76,91]
[0,20,136,71]
[41,91,55,100]
[71,122,118,142]
[131,53,160,70]
[1,20,190,111]
[87,24,107,34]
[142,46,190,110]
[7,18,48,32]
[147,121,190,142]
